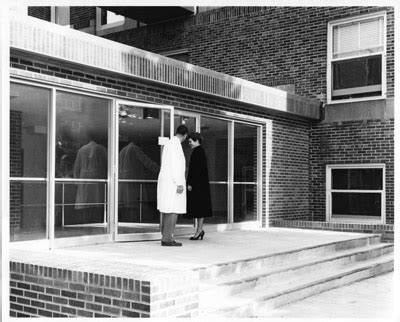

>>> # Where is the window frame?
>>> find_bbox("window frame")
[327,12,387,104]
[326,164,386,224]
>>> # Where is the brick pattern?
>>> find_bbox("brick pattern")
[104,6,395,102]
[271,220,394,243]
[27,7,51,21]
[309,119,394,224]
[10,110,23,232]
[70,7,96,30]
[10,54,313,224]
[9,261,199,318]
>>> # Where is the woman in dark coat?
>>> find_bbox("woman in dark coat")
[184,132,212,240]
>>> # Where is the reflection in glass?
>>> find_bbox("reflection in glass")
[118,183,159,234]
[118,105,162,234]
[55,91,109,178]
[234,123,257,182]
[10,83,49,178]
[234,123,258,223]
[204,184,228,224]
[234,184,257,222]
[201,117,228,182]
[332,168,383,190]
[332,192,381,217]
[55,182,107,223]
[174,115,196,175]
[10,181,47,241]
[10,83,49,242]
[55,91,109,238]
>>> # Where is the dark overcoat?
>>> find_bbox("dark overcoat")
[184,145,213,219]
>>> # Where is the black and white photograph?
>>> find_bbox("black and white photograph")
[0,1,398,320]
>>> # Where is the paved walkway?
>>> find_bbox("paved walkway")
[257,272,395,319]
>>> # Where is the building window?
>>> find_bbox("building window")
[326,164,385,223]
[328,12,386,102]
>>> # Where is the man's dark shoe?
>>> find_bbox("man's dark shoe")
[161,240,182,247]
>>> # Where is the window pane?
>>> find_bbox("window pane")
[332,168,383,190]
[333,55,382,90]
[55,91,110,238]
[10,181,47,241]
[10,83,50,178]
[204,184,228,224]
[234,123,257,182]
[55,181,107,238]
[201,117,228,182]
[333,17,383,57]
[119,105,161,181]
[234,184,257,223]
[332,192,381,217]
[56,91,109,179]
[118,182,160,234]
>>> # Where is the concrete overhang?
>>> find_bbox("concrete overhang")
[9,13,320,120]
[101,6,195,24]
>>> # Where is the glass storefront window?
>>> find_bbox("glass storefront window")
[10,181,47,241]
[201,117,229,224]
[10,83,49,178]
[10,83,50,241]
[234,123,258,223]
[9,82,262,243]
[55,91,110,238]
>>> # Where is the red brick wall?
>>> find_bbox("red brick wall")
[10,53,312,224]
[310,119,394,224]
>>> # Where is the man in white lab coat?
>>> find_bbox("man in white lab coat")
[157,125,188,246]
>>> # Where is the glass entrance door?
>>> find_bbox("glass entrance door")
[116,102,172,239]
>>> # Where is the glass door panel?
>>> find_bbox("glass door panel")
[10,83,50,242]
[173,113,198,226]
[117,104,165,235]
[55,91,110,238]
[233,122,258,223]
[200,117,229,225]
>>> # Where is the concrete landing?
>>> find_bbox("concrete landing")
[11,228,380,274]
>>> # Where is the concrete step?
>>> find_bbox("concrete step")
[200,243,393,298]
[196,234,381,281]
[201,253,393,318]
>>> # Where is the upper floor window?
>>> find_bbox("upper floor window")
[328,12,386,103]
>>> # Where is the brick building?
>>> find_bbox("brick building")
[21,5,394,233]
[5,5,395,318]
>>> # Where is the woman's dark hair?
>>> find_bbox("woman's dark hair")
[176,125,188,136]
[188,132,203,144]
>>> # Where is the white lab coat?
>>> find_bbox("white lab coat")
[157,136,186,214]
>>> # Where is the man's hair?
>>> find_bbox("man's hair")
[176,125,189,136]
[188,132,203,144]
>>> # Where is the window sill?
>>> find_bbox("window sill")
[329,216,384,224]
[327,95,386,105]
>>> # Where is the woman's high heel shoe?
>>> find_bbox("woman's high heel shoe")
[190,230,205,240]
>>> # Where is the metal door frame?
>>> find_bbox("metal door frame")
[113,100,178,242]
